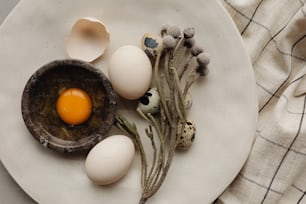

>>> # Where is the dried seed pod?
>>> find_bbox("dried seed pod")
[141,33,163,58]
[191,45,203,56]
[196,65,209,76]
[176,120,196,151]
[183,38,195,48]
[162,35,176,49]
[197,52,210,66]
[166,25,181,38]
[183,27,195,39]
[161,24,170,36]
[137,88,160,114]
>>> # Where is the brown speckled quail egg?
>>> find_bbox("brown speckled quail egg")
[177,120,196,151]
[65,17,110,62]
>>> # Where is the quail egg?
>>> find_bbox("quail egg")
[137,88,160,114]
[141,33,163,59]
[176,120,196,151]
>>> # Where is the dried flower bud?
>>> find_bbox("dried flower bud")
[162,35,176,49]
[161,24,169,36]
[183,38,195,48]
[196,65,209,76]
[183,27,195,39]
[166,25,181,38]
[191,45,203,56]
[197,52,210,66]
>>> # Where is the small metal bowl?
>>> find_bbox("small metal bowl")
[21,59,117,153]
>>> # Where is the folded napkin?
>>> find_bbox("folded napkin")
[216,0,306,203]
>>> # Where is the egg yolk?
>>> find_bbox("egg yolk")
[56,88,92,125]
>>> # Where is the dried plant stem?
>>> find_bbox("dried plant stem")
[170,67,186,120]
[164,53,174,91]
[137,51,184,202]
[154,52,173,126]
[139,126,178,203]
[146,143,157,188]
[115,115,148,188]
[145,114,165,190]
[174,47,188,73]
[173,37,183,56]
[179,56,193,80]
[115,27,208,204]
[183,72,199,97]
[116,113,178,204]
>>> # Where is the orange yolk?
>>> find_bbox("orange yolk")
[56,88,92,125]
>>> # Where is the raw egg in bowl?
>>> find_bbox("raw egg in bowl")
[21,59,117,153]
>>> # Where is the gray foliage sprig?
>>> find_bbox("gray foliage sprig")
[116,25,210,204]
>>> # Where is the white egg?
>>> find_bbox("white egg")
[85,135,135,185]
[108,45,152,100]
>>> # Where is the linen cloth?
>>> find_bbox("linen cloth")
[216,0,306,203]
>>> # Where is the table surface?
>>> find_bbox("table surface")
[0,2,36,204]
[0,1,255,204]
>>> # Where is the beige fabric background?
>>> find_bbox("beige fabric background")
[217,0,306,203]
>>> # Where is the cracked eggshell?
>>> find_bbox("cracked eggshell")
[65,17,110,62]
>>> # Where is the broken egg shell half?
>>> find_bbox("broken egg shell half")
[65,17,110,62]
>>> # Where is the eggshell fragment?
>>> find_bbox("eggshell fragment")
[85,135,135,185]
[65,17,110,62]
[108,45,152,100]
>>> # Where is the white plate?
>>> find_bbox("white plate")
[0,0,258,203]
